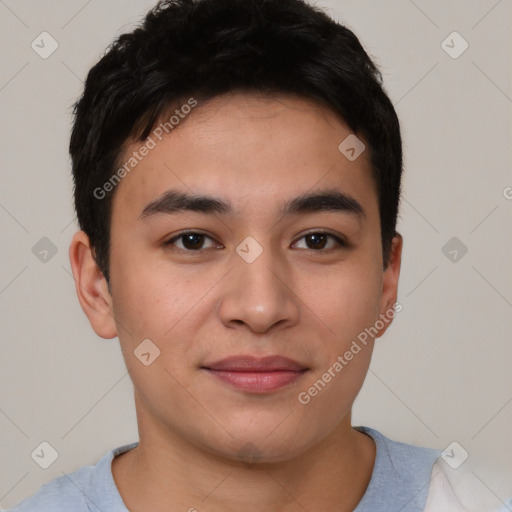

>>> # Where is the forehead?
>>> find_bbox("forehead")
[111,93,378,223]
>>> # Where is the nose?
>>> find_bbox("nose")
[218,241,300,334]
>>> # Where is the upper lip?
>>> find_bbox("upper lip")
[202,355,308,372]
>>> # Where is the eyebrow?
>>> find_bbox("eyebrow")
[139,188,366,221]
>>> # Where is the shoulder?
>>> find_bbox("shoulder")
[424,458,471,512]
[7,466,93,511]
[357,427,510,512]
[353,426,441,511]
[356,425,441,476]
[8,442,137,512]
[425,458,512,512]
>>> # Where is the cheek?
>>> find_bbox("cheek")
[110,247,191,335]
[109,259,203,412]
[109,250,222,376]
[298,260,382,346]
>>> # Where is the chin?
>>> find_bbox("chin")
[208,426,315,465]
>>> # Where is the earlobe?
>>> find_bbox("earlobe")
[376,233,403,338]
[68,230,117,339]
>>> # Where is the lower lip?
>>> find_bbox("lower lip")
[204,369,307,393]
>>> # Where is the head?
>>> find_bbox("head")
[69,0,403,463]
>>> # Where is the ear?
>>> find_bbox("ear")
[376,233,403,338]
[68,230,117,339]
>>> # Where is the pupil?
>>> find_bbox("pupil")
[184,234,203,250]
[308,233,326,249]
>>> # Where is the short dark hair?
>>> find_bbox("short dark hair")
[70,0,403,284]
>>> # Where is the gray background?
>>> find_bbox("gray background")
[0,0,511,509]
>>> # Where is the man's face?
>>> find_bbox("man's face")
[98,93,400,461]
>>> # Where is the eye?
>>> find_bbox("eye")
[164,230,347,253]
[164,231,221,251]
[292,231,347,251]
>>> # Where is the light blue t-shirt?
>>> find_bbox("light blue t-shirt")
[9,426,442,511]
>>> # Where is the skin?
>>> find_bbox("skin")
[69,92,402,512]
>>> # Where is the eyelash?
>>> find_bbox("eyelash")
[163,230,348,252]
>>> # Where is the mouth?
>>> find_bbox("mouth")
[200,355,309,393]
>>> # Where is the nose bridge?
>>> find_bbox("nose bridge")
[218,236,299,333]
[236,240,281,294]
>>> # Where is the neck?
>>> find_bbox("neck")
[112,404,375,512]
